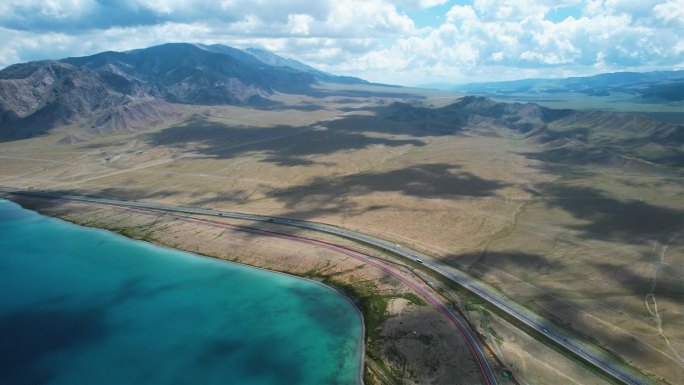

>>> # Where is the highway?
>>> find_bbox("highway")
[0,187,654,385]
[140,208,499,385]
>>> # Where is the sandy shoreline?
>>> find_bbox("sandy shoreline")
[18,197,370,384]
[6,195,487,385]
[5,193,626,385]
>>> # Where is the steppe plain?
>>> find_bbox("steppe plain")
[1,82,682,384]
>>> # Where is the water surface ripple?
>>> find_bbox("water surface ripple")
[0,200,362,385]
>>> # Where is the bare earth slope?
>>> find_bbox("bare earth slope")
[0,73,682,384]
[0,43,369,141]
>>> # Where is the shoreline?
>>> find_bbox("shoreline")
[3,194,493,385]
[2,198,369,385]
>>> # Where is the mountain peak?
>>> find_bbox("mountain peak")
[244,47,327,75]
[0,42,371,140]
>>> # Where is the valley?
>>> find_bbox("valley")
[0,43,682,385]
[446,71,684,125]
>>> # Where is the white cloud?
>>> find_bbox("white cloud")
[0,0,681,84]
[339,0,682,83]
[286,14,314,35]
[417,0,448,8]
[471,0,582,20]
[396,0,448,9]
[446,5,477,22]
[322,0,415,37]
[584,0,663,18]
[652,0,684,27]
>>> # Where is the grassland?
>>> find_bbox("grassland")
[475,91,684,125]
[1,82,682,384]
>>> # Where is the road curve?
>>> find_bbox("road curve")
[0,189,497,385]
[0,188,654,385]
[152,210,498,385]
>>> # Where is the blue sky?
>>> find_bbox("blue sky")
[0,0,682,85]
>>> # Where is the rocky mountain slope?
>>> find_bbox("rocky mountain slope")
[382,96,683,169]
[451,70,684,101]
[0,43,365,140]
[1,44,681,172]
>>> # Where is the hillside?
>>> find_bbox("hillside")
[371,97,683,170]
[435,70,684,125]
[451,70,684,101]
[0,43,367,141]
[0,44,683,384]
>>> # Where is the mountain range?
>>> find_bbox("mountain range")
[378,96,682,169]
[0,43,681,172]
[1,40,683,385]
[0,43,366,140]
[448,70,684,101]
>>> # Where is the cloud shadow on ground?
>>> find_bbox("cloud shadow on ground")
[142,115,427,167]
[536,184,684,244]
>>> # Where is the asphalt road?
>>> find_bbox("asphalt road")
[142,209,499,385]
[0,188,654,385]
[1,189,497,384]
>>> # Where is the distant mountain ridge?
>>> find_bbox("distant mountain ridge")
[0,42,367,140]
[381,96,683,169]
[243,47,369,86]
[0,45,681,173]
[449,70,684,101]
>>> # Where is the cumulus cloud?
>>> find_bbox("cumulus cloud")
[397,0,449,9]
[342,0,682,83]
[0,0,412,67]
[652,0,684,27]
[0,0,681,84]
[0,0,336,31]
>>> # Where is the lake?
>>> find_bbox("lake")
[0,199,362,385]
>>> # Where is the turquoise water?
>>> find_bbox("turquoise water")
[0,200,362,385]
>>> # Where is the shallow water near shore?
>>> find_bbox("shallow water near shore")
[0,199,362,385]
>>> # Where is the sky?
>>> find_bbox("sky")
[0,0,682,85]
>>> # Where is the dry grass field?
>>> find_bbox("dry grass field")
[1,82,682,384]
